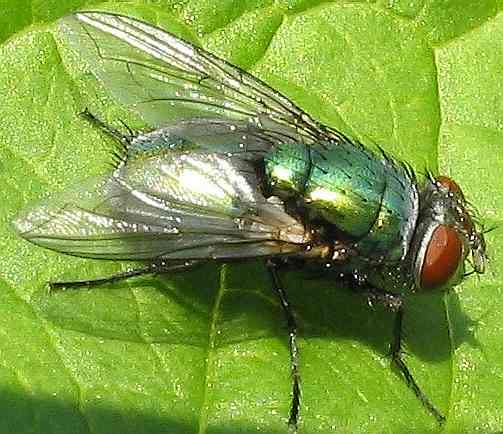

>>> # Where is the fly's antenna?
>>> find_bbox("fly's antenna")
[482,225,498,235]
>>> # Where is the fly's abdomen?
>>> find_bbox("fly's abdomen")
[305,143,387,238]
[264,141,419,261]
[264,142,310,197]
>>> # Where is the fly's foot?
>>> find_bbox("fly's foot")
[390,350,446,425]
[389,306,447,425]
[47,261,201,294]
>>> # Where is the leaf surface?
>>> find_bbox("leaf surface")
[0,1,502,433]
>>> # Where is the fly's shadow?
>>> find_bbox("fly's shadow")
[32,260,468,365]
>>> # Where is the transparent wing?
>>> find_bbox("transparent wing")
[59,11,347,145]
[14,152,307,260]
[128,118,302,162]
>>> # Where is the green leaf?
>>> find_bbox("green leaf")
[1,1,502,433]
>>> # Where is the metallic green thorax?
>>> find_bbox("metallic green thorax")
[264,141,419,263]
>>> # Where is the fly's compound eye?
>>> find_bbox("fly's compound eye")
[419,224,464,290]
[436,175,465,200]
[436,175,476,234]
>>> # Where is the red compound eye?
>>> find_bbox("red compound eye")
[420,225,463,289]
[436,175,474,233]
[436,176,465,200]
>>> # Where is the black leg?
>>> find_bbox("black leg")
[266,260,300,433]
[333,275,447,423]
[364,287,446,424]
[80,108,132,167]
[389,306,446,424]
[80,108,132,146]
[49,260,200,291]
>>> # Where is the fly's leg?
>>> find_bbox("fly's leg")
[49,260,201,291]
[80,108,133,166]
[390,305,446,424]
[365,287,446,424]
[266,260,300,433]
[80,108,132,145]
[364,288,403,312]
[49,266,153,290]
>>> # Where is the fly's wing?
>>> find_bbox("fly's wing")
[14,151,307,261]
[59,11,348,147]
[128,118,295,162]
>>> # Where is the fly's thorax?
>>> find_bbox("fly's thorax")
[328,145,416,257]
[345,157,419,263]
[304,144,419,264]
[264,141,420,264]
[408,176,486,291]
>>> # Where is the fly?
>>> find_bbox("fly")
[13,11,487,432]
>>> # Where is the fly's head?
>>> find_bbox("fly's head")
[411,175,486,291]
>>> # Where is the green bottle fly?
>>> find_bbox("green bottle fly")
[12,11,489,432]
